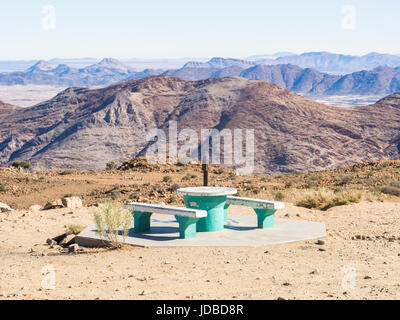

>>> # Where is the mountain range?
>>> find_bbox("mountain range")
[1,57,400,96]
[0,76,399,173]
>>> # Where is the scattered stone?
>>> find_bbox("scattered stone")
[256,277,262,280]
[29,205,42,212]
[22,211,32,217]
[316,240,325,245]
[68,244,80,253]
[282,282,291,286]
[62,197,83,209]
[43,199,63,210]
[46,238,57,246]
[0,202,13,213]
[139,290,146,296]
[310,270,319,275]
[318,248,326,252]
[277,297,286,300]
[364,276,372,280]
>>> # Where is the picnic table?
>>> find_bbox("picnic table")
[177,186,237,232]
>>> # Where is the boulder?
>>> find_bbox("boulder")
[29,205,42,212]
[43,199,63,210]
[0,202,13,213]
[62,197,82,209]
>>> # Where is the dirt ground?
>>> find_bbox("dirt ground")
[1,201,400,300]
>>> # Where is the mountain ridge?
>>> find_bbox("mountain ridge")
[0,76,399,173]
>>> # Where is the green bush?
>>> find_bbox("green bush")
[274,191,285,201]
[11,161,31,169]
[106,161,118,170]
[381,186,400,197]
[296,192,360,211]
[162,175,172,183]
[93,201,132,248]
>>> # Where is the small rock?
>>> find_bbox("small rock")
[22,211,32,217]
[139,290,146,296]
[68,244,80,253]
[364,276,372,280]
[310,270,319,275]
[0,202,13,213]
[43,199,63,210]
[277,297,286,300]
[46,238,57,246]
[318,248,326,252]
[316,240,325,246]
[62,197,83,209]
[282,282,291,286]
[256,277,262,280]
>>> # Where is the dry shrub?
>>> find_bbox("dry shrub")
[296,190,360,211]
[93,201,132,248]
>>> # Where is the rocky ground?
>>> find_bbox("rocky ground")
[0,160,400,300]
[0,202,400,300]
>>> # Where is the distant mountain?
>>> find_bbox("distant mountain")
[182,57,256,69]
[0,76,399,173]
[0,58,158,87]
[1,55,400,96]
[246,52,295,60]
[162,62,400,96]
[267,52,400,74]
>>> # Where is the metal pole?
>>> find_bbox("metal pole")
[202,163,209,186]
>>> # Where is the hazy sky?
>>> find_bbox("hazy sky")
[0,0,399,60]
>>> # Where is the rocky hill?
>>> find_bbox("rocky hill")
[0,76,399,173]
[0,100,20,117]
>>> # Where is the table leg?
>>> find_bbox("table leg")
[183,195,227,232]
[134,211,152,233]
[175,216,199,239]
[253,209,276,228]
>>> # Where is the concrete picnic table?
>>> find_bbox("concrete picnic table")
[177,186,237,232]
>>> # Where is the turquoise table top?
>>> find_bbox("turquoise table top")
[177,187,237,232]
[177,186,237,197]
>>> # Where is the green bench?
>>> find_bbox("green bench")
[124,202,207,239]
[224,196,285,228]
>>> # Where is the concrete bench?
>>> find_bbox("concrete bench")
[225,196,285,228]
[124,202,207,239]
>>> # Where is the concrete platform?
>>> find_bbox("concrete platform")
[76,215,326,248]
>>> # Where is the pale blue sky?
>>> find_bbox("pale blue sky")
[0,0,399,60]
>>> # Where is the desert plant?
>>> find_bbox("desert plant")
[93,201,132,248]
[0,184,5,192]
[274,191,285,201]
[66,224,85,235]
[381,186,400,197]
[59,169,74,175]
[214,168,225,175]
[162,175,172,183]
[106,161,118,170]
[296,192,360,211]
[182,174,196,181]
[11,161,31,169]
